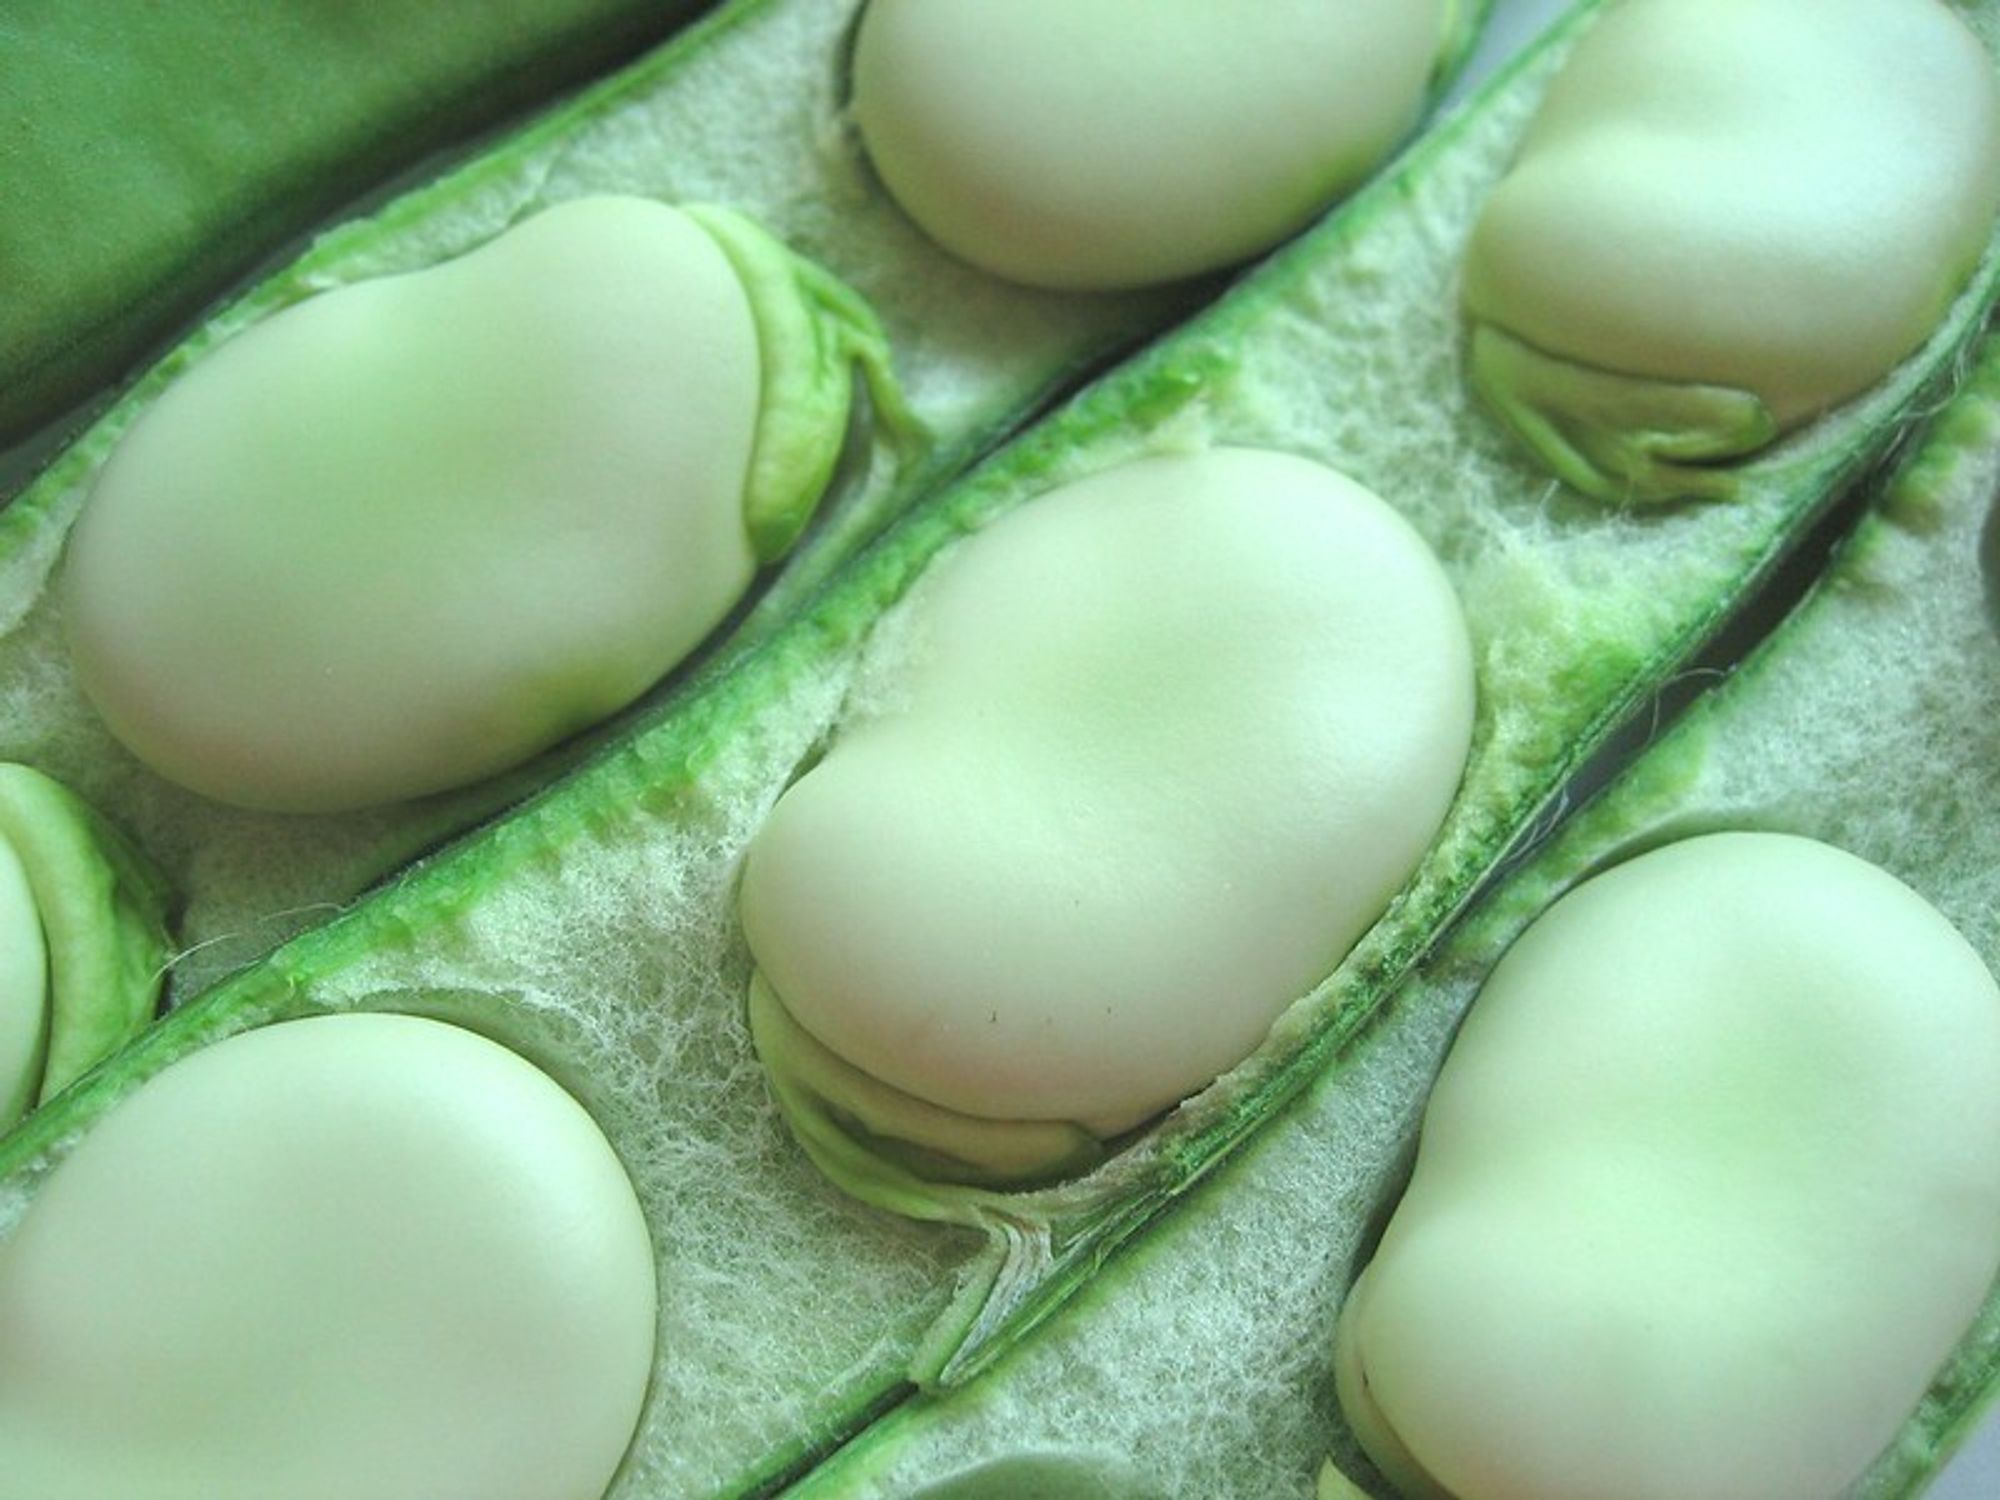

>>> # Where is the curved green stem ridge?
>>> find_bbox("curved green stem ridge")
[0,838,49,1131]
[0,766,175,1103]
[747,972,1105,1224]
[1468,321,1777,505]
[686,204,926,564]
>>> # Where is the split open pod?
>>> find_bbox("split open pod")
[22,2,2000,1491]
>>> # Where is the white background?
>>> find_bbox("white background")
[1451,2,2000,1495]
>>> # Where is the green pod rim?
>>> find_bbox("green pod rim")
[0,766,174,1104]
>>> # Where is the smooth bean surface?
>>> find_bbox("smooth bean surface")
[1464,0,2000,498]
[65,198,763,814]
[1337,833,2000,1500]
[0,1013,657,1500]
[743,447,1474,1191]
[852,0,1454,290]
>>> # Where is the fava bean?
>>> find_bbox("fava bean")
[1337,834,2000,1500]
[741,447,1474,1211]
[63,195,908,814]
[0,1013,656,1500]
[1464,0,2000,501]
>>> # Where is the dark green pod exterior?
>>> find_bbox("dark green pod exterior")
[0,0,716,449]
